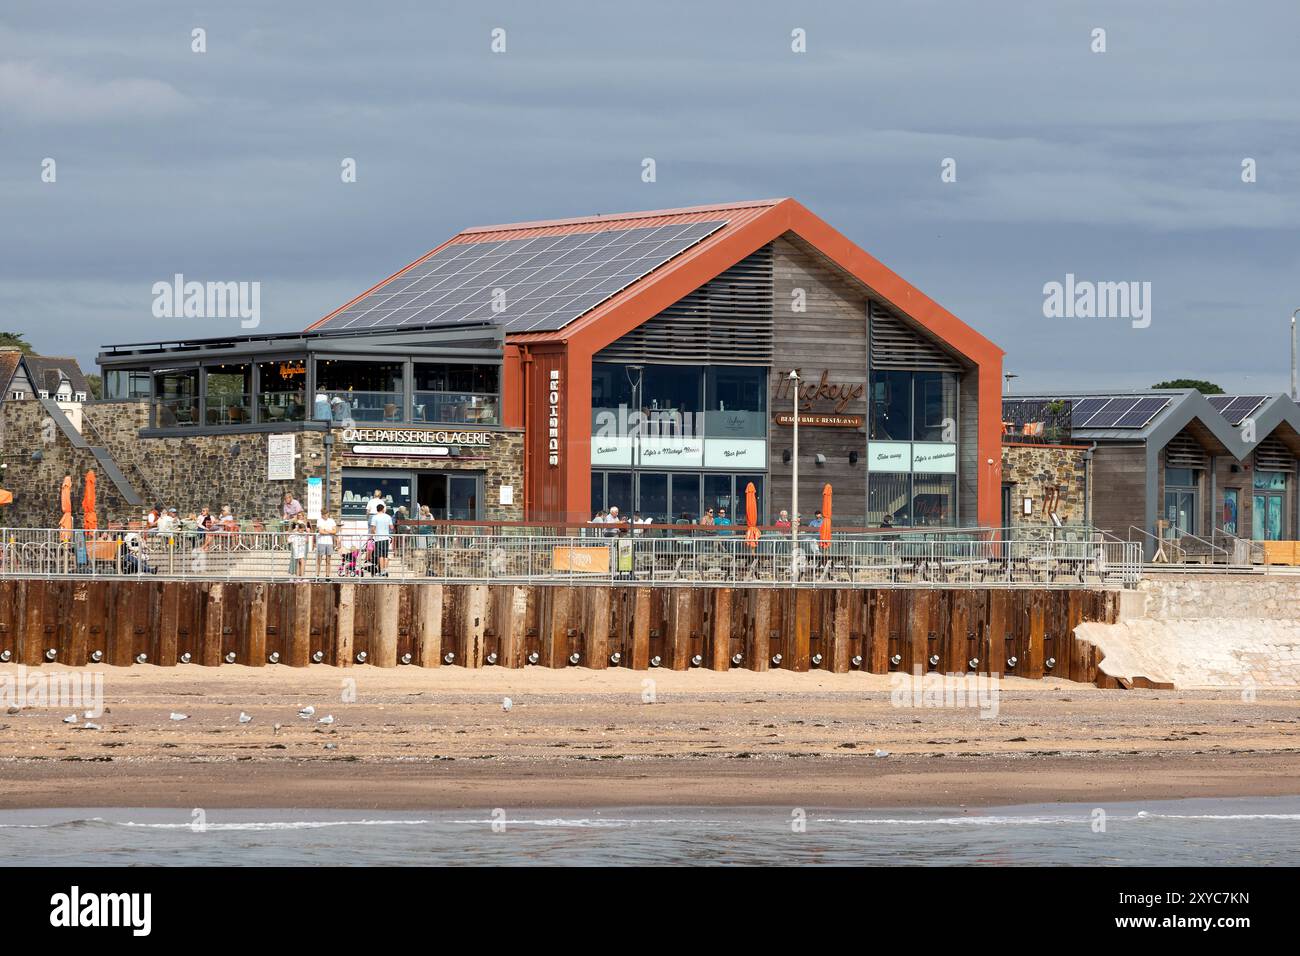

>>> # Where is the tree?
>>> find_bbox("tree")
[1151,379,1224,395]
[0,331,35,354]
[84,373,102,399]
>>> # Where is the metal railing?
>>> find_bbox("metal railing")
[0,527,1143,588]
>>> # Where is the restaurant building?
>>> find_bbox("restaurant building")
[305,198,1005,527]
[54,198,1001,528]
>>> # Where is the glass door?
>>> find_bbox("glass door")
[635,472,669,524]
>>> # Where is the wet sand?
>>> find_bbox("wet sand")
[2,665,1298,810]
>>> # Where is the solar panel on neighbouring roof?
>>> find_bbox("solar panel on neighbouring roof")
[1207,395,1233,412]
[1069,398,1107,425]
[1112,396,1170,428]
[1220,395,1266,425]
[316,220,728,335]
[1082,397,1141,428]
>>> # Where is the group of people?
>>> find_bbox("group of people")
[144,502,241,548]
[589,505,831,534]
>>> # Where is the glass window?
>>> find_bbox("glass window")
[643,365,703,420]
[637,473,669,523]
[591,473,604,515]
[203,363,252,426]
[340,473,411,521]
[703,474,733,522]
[911,473,956,527]
[592,363,636,430]
[1166,467,1197,488]
[706,367,767,438]
[258,359,308,423]
[670,473,701,524]
[153,368,199,427]
[1253,470,1287,491]
[869,370,912,441]
[868,473,910,527]
[604,472,633,517]
[1253,494,1283,540]
[913,371,957,442]
[106,369,151,399]
[412,362,499,425]
[314,359,403,423]
[1221,488,1240,535]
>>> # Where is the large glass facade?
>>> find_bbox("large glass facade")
[592,470,762,525]
[866,369,959,526]
[258,359,307,422]
[315,359,403,423]
[203,363,252,425]
[412,362,499,425]
[106,369,152,400]
[706,366,766,438]
[153,368,199,427]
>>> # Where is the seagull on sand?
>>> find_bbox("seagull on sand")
[318,715,334,725]
[239,712,253,724]
[502,697,513,712]
[169,713,188,721]
[298,706,315,719]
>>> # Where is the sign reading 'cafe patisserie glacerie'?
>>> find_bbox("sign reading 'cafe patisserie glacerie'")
[342,426,493,457]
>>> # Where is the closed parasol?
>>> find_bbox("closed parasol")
[0,488,12,506]
[82,470,98,531]
[744,481,759,550]
[819,483,832,550]
[59,475,73,542]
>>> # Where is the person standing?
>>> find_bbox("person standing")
[369,502,394,576]
[315,509,338,578]
[366,489,386,517]
[288,519,309,577]
[282,492,304,526]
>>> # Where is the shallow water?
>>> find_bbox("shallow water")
[3,796,1297,865]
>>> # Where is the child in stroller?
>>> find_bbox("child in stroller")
[337,538,379,577]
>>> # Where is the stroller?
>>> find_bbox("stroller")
[337,537,378,577]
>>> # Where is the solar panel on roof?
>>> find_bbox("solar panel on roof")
[1083,397,1141,428]
[1112,396,1169,428]
[1220,395,1266,425]
[316,220,728,334]
[1069,398,1107,425]
[1206,395,1233,412]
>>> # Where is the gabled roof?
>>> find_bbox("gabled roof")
[305,198,1003,368]
[22,355,90,397]
[1006,388,1300,459]
[0,349,21,396]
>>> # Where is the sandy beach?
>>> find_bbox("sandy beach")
[2,664,1298,810]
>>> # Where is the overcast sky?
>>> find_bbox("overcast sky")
[2,1,1298,393]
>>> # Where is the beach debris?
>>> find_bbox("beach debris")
[502,697,513,712]
[169,712,189,721]
[874,749,890,758]
[318,715,334,725]
[298,706,315,719]
[6,706,20,715]
[62,714,77,724]
[324,743,337,750]
[238,712,253,724]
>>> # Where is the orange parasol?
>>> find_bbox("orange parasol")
[819,483,832,550]
[744,481,759,550]
[0,488,12,506]
[82,470,98,531]
[59,475,73,541]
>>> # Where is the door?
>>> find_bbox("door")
[416,473,482,520]
[1253,494,1283,540]
[1164,491,1195,536]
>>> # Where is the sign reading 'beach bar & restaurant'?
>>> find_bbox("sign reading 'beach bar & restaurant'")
[341,426,493,458]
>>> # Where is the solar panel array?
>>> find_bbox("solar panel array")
[315,220,728,335]
[1207,394,1268,425]
[1003,396,1172,430]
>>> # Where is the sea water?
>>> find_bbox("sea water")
[2,796,1297,866]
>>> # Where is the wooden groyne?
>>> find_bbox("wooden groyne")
[0,580,1119,683]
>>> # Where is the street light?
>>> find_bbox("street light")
[1291,310,1298,401]
[789,368,800,583]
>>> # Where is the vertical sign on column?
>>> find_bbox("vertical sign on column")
[548,368,561,467]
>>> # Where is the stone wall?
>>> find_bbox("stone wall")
[1001,443,1089,529]
[1133,574,1300,621]
[0,398,524,527]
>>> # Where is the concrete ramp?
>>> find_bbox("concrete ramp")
[1075,619,1300,690]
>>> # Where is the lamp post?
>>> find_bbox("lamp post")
[789,369,800,583]
[1291,310,1298,401]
